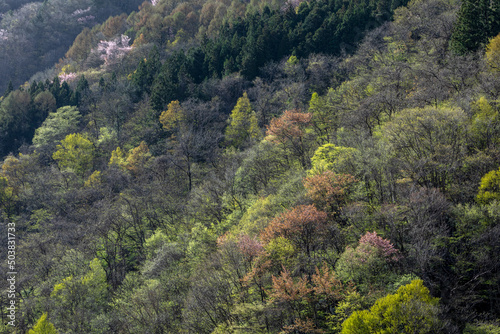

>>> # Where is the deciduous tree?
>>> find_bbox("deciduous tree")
[266,110,314,168]
[52,133,95,177]
[304,171,357,213]
[32,106,81,148]
[28,313,58,334]
[341,280,441,334]
[225,92,260,149]
[381,106,466,193]
[261,205,328,257]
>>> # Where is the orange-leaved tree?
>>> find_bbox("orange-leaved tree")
[266,110,314,168]
[304,170,357,214]
[261,205,328,257]
[270,263,355,333]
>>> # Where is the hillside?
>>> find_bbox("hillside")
[1,0,500,333]
[0,0,144,94]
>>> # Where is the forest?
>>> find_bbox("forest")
[1,0,500,333]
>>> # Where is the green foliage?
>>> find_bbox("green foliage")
[28,313,58,334]
[32,106,81,147]
[233,140,290,196]
[159,100,184,131]
[464,322,500,334]
[50,258,109,333]
[341,280,441,334]
[52,133,95,177]
[265,236,297,269]
[144,229,169,259]
[451,0,495,54]
[5,0,500,332]
[130,46,161,96]
[326,291,367,333]
[150,52,190,110]
[381,106,467,192]
[113,278,175,333]
[210,303,268,334]
[308,91,339,143]
[108,146,127,168]
[335,232,400,291]
[84,170,102,188]
[486,34,500,71]
[33,91,57,121]
[125,141,151,175]
[477,168,500,204]
[225,92,260,149]
[0,90,33,154]
[469,96,500,150]
[0,174,17,217]
[65,27,95,63]
[309,143,358,176]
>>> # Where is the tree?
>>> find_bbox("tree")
[266,110,314,168]
[477,167,500,204]
[33,91,57,124]
[109,146,127,168]
[451,0,491,54]
[125,141,152,175]
[0,90,33,156]
[486,33,500,71]
[335,231,401,290]
[52,133,95,177]
[32,106,81,147]
[150,52,189,110]
[261,205,328,257]
[65,28,94,63]
[304,171,357,214]
[72,75,90,106]
[469,96,500,150]
[225,92,260,149]
[341,280,441,334]
[0,175,16,218]
[50,259,109,333]
[131,46,161,96]
[381,106,466,193]
[308,91,338,143]
[269,263,356,333]
[113,276,180,333]
[309,143,358,176]
[159,100,184,132]
[28,313,58,334]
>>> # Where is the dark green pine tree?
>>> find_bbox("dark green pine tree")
[49,76,61,101]
[150,52,188,111]
[72,75,89,106]
[57,81,73,108]
[29,81,39,97]
[451,0,491,54]
[131,46,161,97]
[492,0,500,37]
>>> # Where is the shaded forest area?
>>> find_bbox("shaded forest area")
[1,0,500,333]
[0,0,144,95]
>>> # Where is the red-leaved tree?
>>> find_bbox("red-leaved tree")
[266,110,313,168]
[261,205,328,256]
[358,231,402,262]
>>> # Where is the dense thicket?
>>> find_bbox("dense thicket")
[451,0,500,54]
[1,0,500,333]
